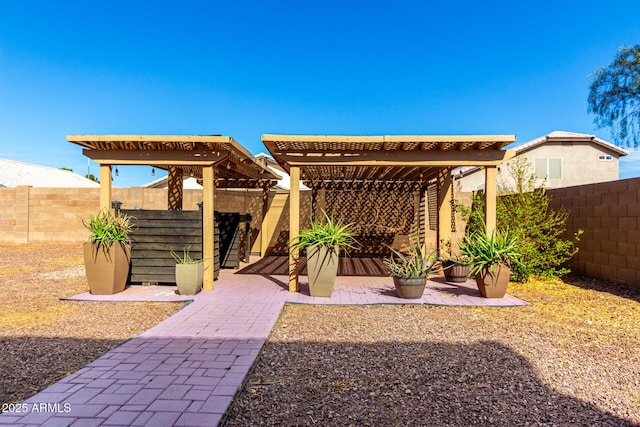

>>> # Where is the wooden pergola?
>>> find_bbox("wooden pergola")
[68,135,278,290]
[262,134,517,292]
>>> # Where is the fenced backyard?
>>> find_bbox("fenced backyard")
[2,177,638,288]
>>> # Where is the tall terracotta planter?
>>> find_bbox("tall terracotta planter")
[474,264,511,298]
[176,263,204,295]
[306,244,339,297]
[83,242,131,295]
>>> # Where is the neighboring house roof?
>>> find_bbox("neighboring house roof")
[455,130,628,178]
[142,176,204,189]
[0,158,100,188]
[513,130,628,156]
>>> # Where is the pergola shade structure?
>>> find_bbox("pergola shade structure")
[262,134,517,292]
[68,135,278,290]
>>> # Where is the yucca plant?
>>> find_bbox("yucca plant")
[458,230,521,278]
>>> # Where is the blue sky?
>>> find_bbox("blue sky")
[1,0,639,187]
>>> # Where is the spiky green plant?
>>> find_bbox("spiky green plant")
[290,210,358,255]
[171,245,203,264]
[82,209,133,250]
[458,230,522,278]
[384,238,441,278]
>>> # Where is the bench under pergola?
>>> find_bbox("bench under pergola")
[262,134,517,292]
[68,134,279,290]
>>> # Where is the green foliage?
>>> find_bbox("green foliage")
[458,230,522,278]
[171,245,203,264]
[85,173,100,183]
[82,209,133,249]
[384,238,440,278]
[458,158,582,281]
[290,210,358,255]
[437,239,472,265]
[588,44,640,148]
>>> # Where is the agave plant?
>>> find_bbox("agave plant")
[384,239,440,278]
[458,230,521,277]
[82,209,133,250]
[290,210,358,255]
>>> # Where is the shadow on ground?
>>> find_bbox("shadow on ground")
[224,340,635,426]
[0,337,121,407]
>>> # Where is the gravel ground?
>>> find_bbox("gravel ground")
[225,277,640,426]
[0,244,182,407]
[2,244,639,426]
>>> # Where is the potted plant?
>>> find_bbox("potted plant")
[171,246,204,295]
[290,211,358,297]
[82,209,133,295]
[438,240,473,283]
[384,240,441,299]
[458,230,521,298]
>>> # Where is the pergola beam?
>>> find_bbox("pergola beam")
[83,149,229,166]
[274,149,516,168]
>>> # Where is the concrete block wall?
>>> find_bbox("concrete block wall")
[0,187,264,245]
[548,177,640,289]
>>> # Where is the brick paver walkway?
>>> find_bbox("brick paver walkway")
[0,269,528,426]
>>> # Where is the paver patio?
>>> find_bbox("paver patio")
[0,266,528,426]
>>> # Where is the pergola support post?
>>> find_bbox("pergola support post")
[437,168,452,254]
[167,166,184,210]
[202,166,215,291]
[289,166,300,292]
[99,164,112,212]
[260,187,270,257]
[485,166,497,235]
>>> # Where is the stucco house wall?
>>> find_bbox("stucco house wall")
[455,131,628,192]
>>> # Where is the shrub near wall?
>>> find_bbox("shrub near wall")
[548,177,640,289]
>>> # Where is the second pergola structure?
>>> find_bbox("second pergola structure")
[68,134,279,290]
[262,134,517,292]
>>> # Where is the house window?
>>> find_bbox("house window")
[534,158,562,180]
[598,155,613,161]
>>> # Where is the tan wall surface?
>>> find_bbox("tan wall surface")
[548,177,640,289]
[0,187,264,245]
[8,179,637,290]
